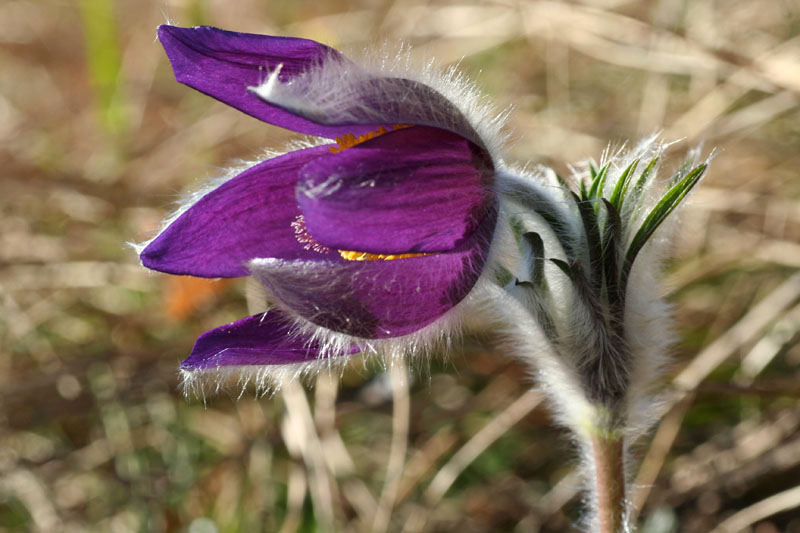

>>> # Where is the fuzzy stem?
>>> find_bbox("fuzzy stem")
[591,435,627,533]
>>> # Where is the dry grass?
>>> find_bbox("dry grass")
[1,0,798,531]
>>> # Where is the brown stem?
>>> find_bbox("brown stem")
[592,435,626,533]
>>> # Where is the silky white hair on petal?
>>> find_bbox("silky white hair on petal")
[178,268,501,400]
[249,43,510,161]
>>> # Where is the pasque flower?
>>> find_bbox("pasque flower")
[140,25,502,374]
[141,24,711,532]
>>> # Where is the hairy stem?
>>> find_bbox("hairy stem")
[591,434,627,533]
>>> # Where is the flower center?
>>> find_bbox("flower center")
[329,124,413,154]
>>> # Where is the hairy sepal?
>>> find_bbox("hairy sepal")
[249,43,510,160]
[179,276,498,400]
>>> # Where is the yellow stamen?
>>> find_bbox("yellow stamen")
[293,215,430,261]
[329,124,414,154]
[338,250,429,261]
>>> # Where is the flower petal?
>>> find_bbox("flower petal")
[256,65,486,148]
[158,25,377,138]
[181,311,344,370]
[141,145,338,278]
[249,208,496,339]
[298,126,494,254]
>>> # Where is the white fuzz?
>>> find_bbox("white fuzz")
[495,164,583,266]
[248,63,283,101]
[179,275,493,399]
[475,137,709,533]
[248,43,510,161]
[480,281,595,431]
[487,137,708,439]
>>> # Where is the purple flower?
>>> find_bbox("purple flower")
[139,26,501,375]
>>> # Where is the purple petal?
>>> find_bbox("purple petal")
[181,311,348,370]
[249,207,497,339]
[261,71,486,148]
[298,126,494,254]
[158,25,377,138]
[141,145,340,278]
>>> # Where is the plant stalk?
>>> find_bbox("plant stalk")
[591,434,627,533]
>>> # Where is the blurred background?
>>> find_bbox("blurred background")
[1,0,799,531]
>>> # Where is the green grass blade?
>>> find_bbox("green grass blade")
[79,0,127,136]
[587,163,609,201]
[629,155,659,202]
[670,153,697,185]
[186,0,210,26]
[579,178,589,201]
[622,163,707,286]
[608,158,640,211]
[589,161,598,180]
